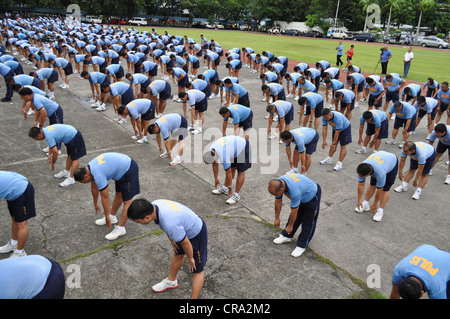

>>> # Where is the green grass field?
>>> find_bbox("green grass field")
[135,26,449,83]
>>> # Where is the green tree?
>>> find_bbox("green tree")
[415,0,435,41]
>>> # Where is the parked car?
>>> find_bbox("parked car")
[111,17,127,25]
[128,17,147,26]
[420,36,448,49]
[268,27,282,34]
[353,32,376,42]
[304,30,322,38]
[330,29,350,39]
[283,29,299,36]
[387,35,407,45]
[85,15,102,24]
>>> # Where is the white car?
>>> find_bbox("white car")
[128,17,147,26]
[330,29,350,39]
[268,28,282,34]
[421,37,448,49]
[85,16,102,24]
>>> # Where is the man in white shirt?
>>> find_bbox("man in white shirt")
[403,47,414,78]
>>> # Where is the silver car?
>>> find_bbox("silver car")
[421,37,448,49]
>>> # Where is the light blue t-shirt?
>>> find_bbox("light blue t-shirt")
[402,84,421,98]
[155,113,183,140]
[43,124,77,148]
[383,75,403,92]
[32,94,59,116]
[0,255,52,299]
[388,102,417,119]
[437,88,450,104]
[13,74,34,86]
[267,83,284,95]
[109,82,131,96]
[152,199,203,243]
[126,99,152,120]
[149,80,167,96]
[365,80,385,96]
[285,127,317,153]
[0,171,29,201]
[88,72,108,85]
[392,245,450,299]
[358,151,398,187]
[105,64,121,75]
[224,104,251,123]
[272,100,293,118]
[414,97,438,114]
[298,79,317,92]
[36,68,54,81]
[129,73,149,85]
[209,135,248,171]
[359,109,387,127]
[301,92,323,108]
[347,73,365,85]
[322,111,350,131]
[400,142,435,165]
[88,153,132,191]
[227,83,247,97]
[335,89,355,104]
[429,125,450,146]
[276,173,318,208]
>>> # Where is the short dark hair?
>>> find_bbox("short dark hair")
[404,141,416,152]
[280,130,292,140]
[219,106,230,115]
[356,163,372,177]
[393,101,403,109]
[362,111,373,120]
[117,106,126,114]
[434,123,447,134]
[334,91,343,99]
[12,83,23,92]
[365,77,375,84]
[73,167,88,182]
[18,87,33,96]
[322,108,332,116]
[266,104,275,113]
[398,277,423,299]
[261,84,268,91]
[178,92,187,99]
[127,198,154,221]
[28,126,42,138]
[417,96,426,104]
[298,97,307,106]
[80,71,89,78]
[147,123,158,134]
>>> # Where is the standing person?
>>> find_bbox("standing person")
[428,123,450,185]
[394,141,436,200]
[390,244,450,299]
[380,46,392,75]
[280,127,319,175]
[343,45,354,71]
[336,41,344,67]
[147,113,188,166]
[74,153,140,240]
[127,198,207,299]
[320,108,352,171]
[0,255,65,299]
[203,135,252,205]
[403,47,414,78]
[0,171,36,258]
[268,173,321,258]
[356,110,389,154]
[386,101,418,148]
[28,125,86,188]
[355,151,398,222]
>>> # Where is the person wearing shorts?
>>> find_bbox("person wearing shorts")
[364,76,385,110]
[118,98,156,144]
[334,89,355,120]
[28,124,86,188]
[298,92,323,129]
[435,81,449,125]
[179,90,207,135]
[147,113,188,166]
[101,82,134,117]
[219,104,253,140]
[356,110,389,154]
[32,67,58,100]
[320,108,352,171]
[74,153,140,240]
[428,123,450,185]
[144,79,171,117]
[355,151,398,222]
[0,255,65,298]
[281,127,319,175]
[394,141,436,200]
[346,72,365,106]
[382,73,406,112]
[414,96,438,139]
[127,198,208,299]
[266,100,294,142]
[203,135,252,205]
[0,171,36,258]
[261,83,286,105]
[386,101,418,148]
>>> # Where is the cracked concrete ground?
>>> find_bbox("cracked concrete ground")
[1,51,448,301]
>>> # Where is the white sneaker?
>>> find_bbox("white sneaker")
[320,157,332,165]
[226,193,240,205]
[192,128,202,134]
[398,141,405,148]
[394,184,408,193]
[175,98,182,103]
[268,134,276,139]
[91,101,100,108]
[333,162,343,171]
[445,176,450,185]
[354,102,359,108]
[212,186,228,195]
[54,170,69,179]
[9,250,27,258]
[385,139,396,145]
[355,147,367,154]
[426,134,431,140]
[160,151,170,158]
[373,209,384,222]
[96,104,106,111]
[137,137,149,144]
[273,234,291,245]
[291,247,306,258]
[286,93,293,98]
[412,189,421,200]
[261,97,267,102]
[64,84,69,89]
[285,168,299,174]
[131,134,140,140]
[152,278,179,293]
[105,226,126,240]
[169,155,182,166]
[294,95,299,101]
[117,117,127,124]
[95,215,118,226]
[188,124,195,131]
[42,146,49,153]
[355,202,370,213]
[0,242,17,254]
[60,177,75,187]
[410,130,416,135]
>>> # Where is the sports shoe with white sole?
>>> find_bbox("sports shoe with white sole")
[320,157,332,165]
[273,235,291,245]
[54,170,69,179]
[291,247,306,258]
[355,203,370,213]
[169,155,182,166]
[333,162,343,171]
[226,193,240,205]
[9,250,27,258]
[152,278,179,293]
[159,151,170,158]
[137,137,149,144]
[42,146,49,153]
[385,139,396,145]
[60,177,75,187]
[96,104,106,111]
[445,176,450,184]
[355,147,367,154]
[394,184,408,193]
[412,189,421,200]
[0,242,17,254]
[372,209,383,222]
[212,186,228,195]
[105,226,126,240]
[95,215,118,226]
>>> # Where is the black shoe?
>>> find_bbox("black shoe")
[1,97,12,102]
